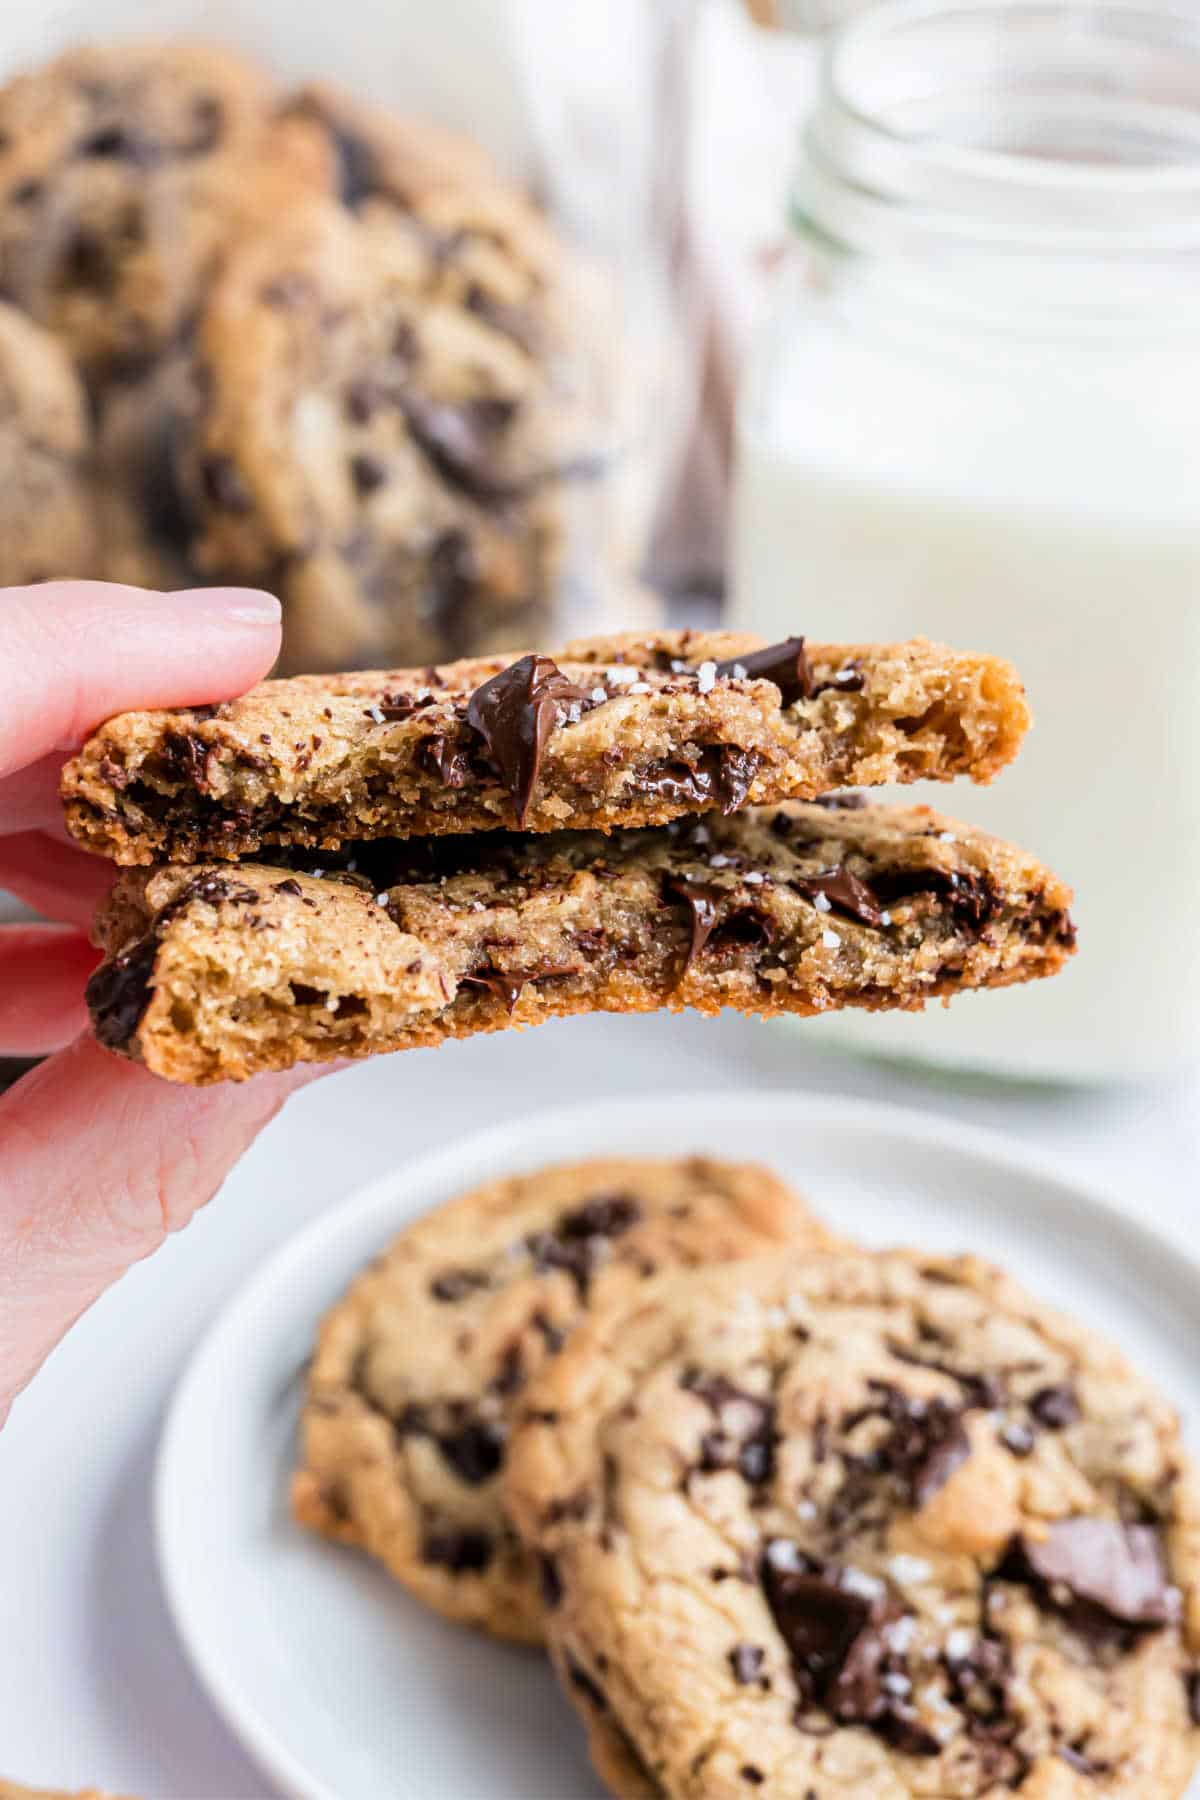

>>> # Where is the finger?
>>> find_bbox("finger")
[0,1037,333,1421]
[0,753,70,836]
[0,926,100,1054]
[0,581,281,778]
[0,832,115,929]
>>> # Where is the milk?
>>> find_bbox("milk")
[732,282,1200,1080]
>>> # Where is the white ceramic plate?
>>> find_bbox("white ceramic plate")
[156,1093,1200,1800]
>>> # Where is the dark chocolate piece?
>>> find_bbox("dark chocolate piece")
[422,1528,492,1572]
[1011,1519,1173,1628]
[792,867,888,930]
[1029,1385,1081,1430]
[663,875,724,972]
[715,637,813,706]
[685,1372,776,1485]
[466,654,591,827]
[525,1193,641,1297]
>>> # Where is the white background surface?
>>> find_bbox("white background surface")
[0,1009,1196,1797]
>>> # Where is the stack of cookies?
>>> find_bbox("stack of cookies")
[60,627,1075,1081]
[290,1151,1200,1798]
[0,42,596,669]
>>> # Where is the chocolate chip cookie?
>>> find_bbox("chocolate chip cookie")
[61,631,1030,864]
[0,43,321,383]
[292,1156,833,1643]
[0,299,95,585]
[162,163,577,673]
[505,1249,1200,1798]
[83,799,1074,1084]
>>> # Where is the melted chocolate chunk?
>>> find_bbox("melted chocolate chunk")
[525,1194,641,1297]
[422,1528,492,1573]
[429,1267,489,1303]
[715,747,763,813]
[835,1388,970,1515]
[464,282,543,357]
[905,1406,972,1509]
[466,654,591,826]
[1186,1670,1200,1725]
[1008,1519,1173,1628]
[328,123,380,209]
[663,874,724,972]
[887,1342,1004,1411]
[814,660,866,697]
[80,124,156,163]
[729,1643,766,1685]
[60,226,118,293]
[397,1403,505,1485]
[685,1372,776,1485]
[139,413,197,551]
[715,637,813,705]
[462,961,578,1014]
[419,731,471,787]
[1029,1384,1081,1430]
[793,867,888,929]
[400,391,516,504]
[86,933,159,1052]
[539,1553,563,1608]
[1058,1743,1108,1776]
[200,454,251,513]
[566,1655,608,1711]
[86,874,258,1051]
[761,1553,871,1692]
[350,451,388,496]
[871,867,1003,935]
[762,1547,939,1756]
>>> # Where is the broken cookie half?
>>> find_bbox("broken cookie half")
[86,799,1074,1085]
[61,629,1029,864]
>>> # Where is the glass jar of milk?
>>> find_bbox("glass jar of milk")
[731,0,1200,1083]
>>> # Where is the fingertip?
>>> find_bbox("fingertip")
[158,586,282,629]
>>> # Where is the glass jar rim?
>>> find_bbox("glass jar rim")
[796,0,1200,257]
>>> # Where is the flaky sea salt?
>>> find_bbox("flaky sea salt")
[628,681,652,695]
[375,893,390,907]
[813,891,832,913]
[696,659,717,693]
[821,928,840,950]
[887,1554,932,1585]
[841,1567,885,1600]
[606,664,638,687]
[885,1615,917,1653]
[591,687,608,705]
[365,704,386,724]
[944,1628,974,1661]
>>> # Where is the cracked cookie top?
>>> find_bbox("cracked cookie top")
[505,1249,1200,1798]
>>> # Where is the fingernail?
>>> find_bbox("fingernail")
[172,588,281,627]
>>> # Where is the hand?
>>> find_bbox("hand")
[0,583,323,1424]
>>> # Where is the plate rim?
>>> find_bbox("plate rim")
[155,1088,1200,1800]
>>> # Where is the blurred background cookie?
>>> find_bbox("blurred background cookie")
[0,42,323,386]
[0,298,94,584]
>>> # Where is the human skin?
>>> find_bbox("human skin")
[0,583,329,1424]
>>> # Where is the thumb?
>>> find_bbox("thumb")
[0,1036,326,1421]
